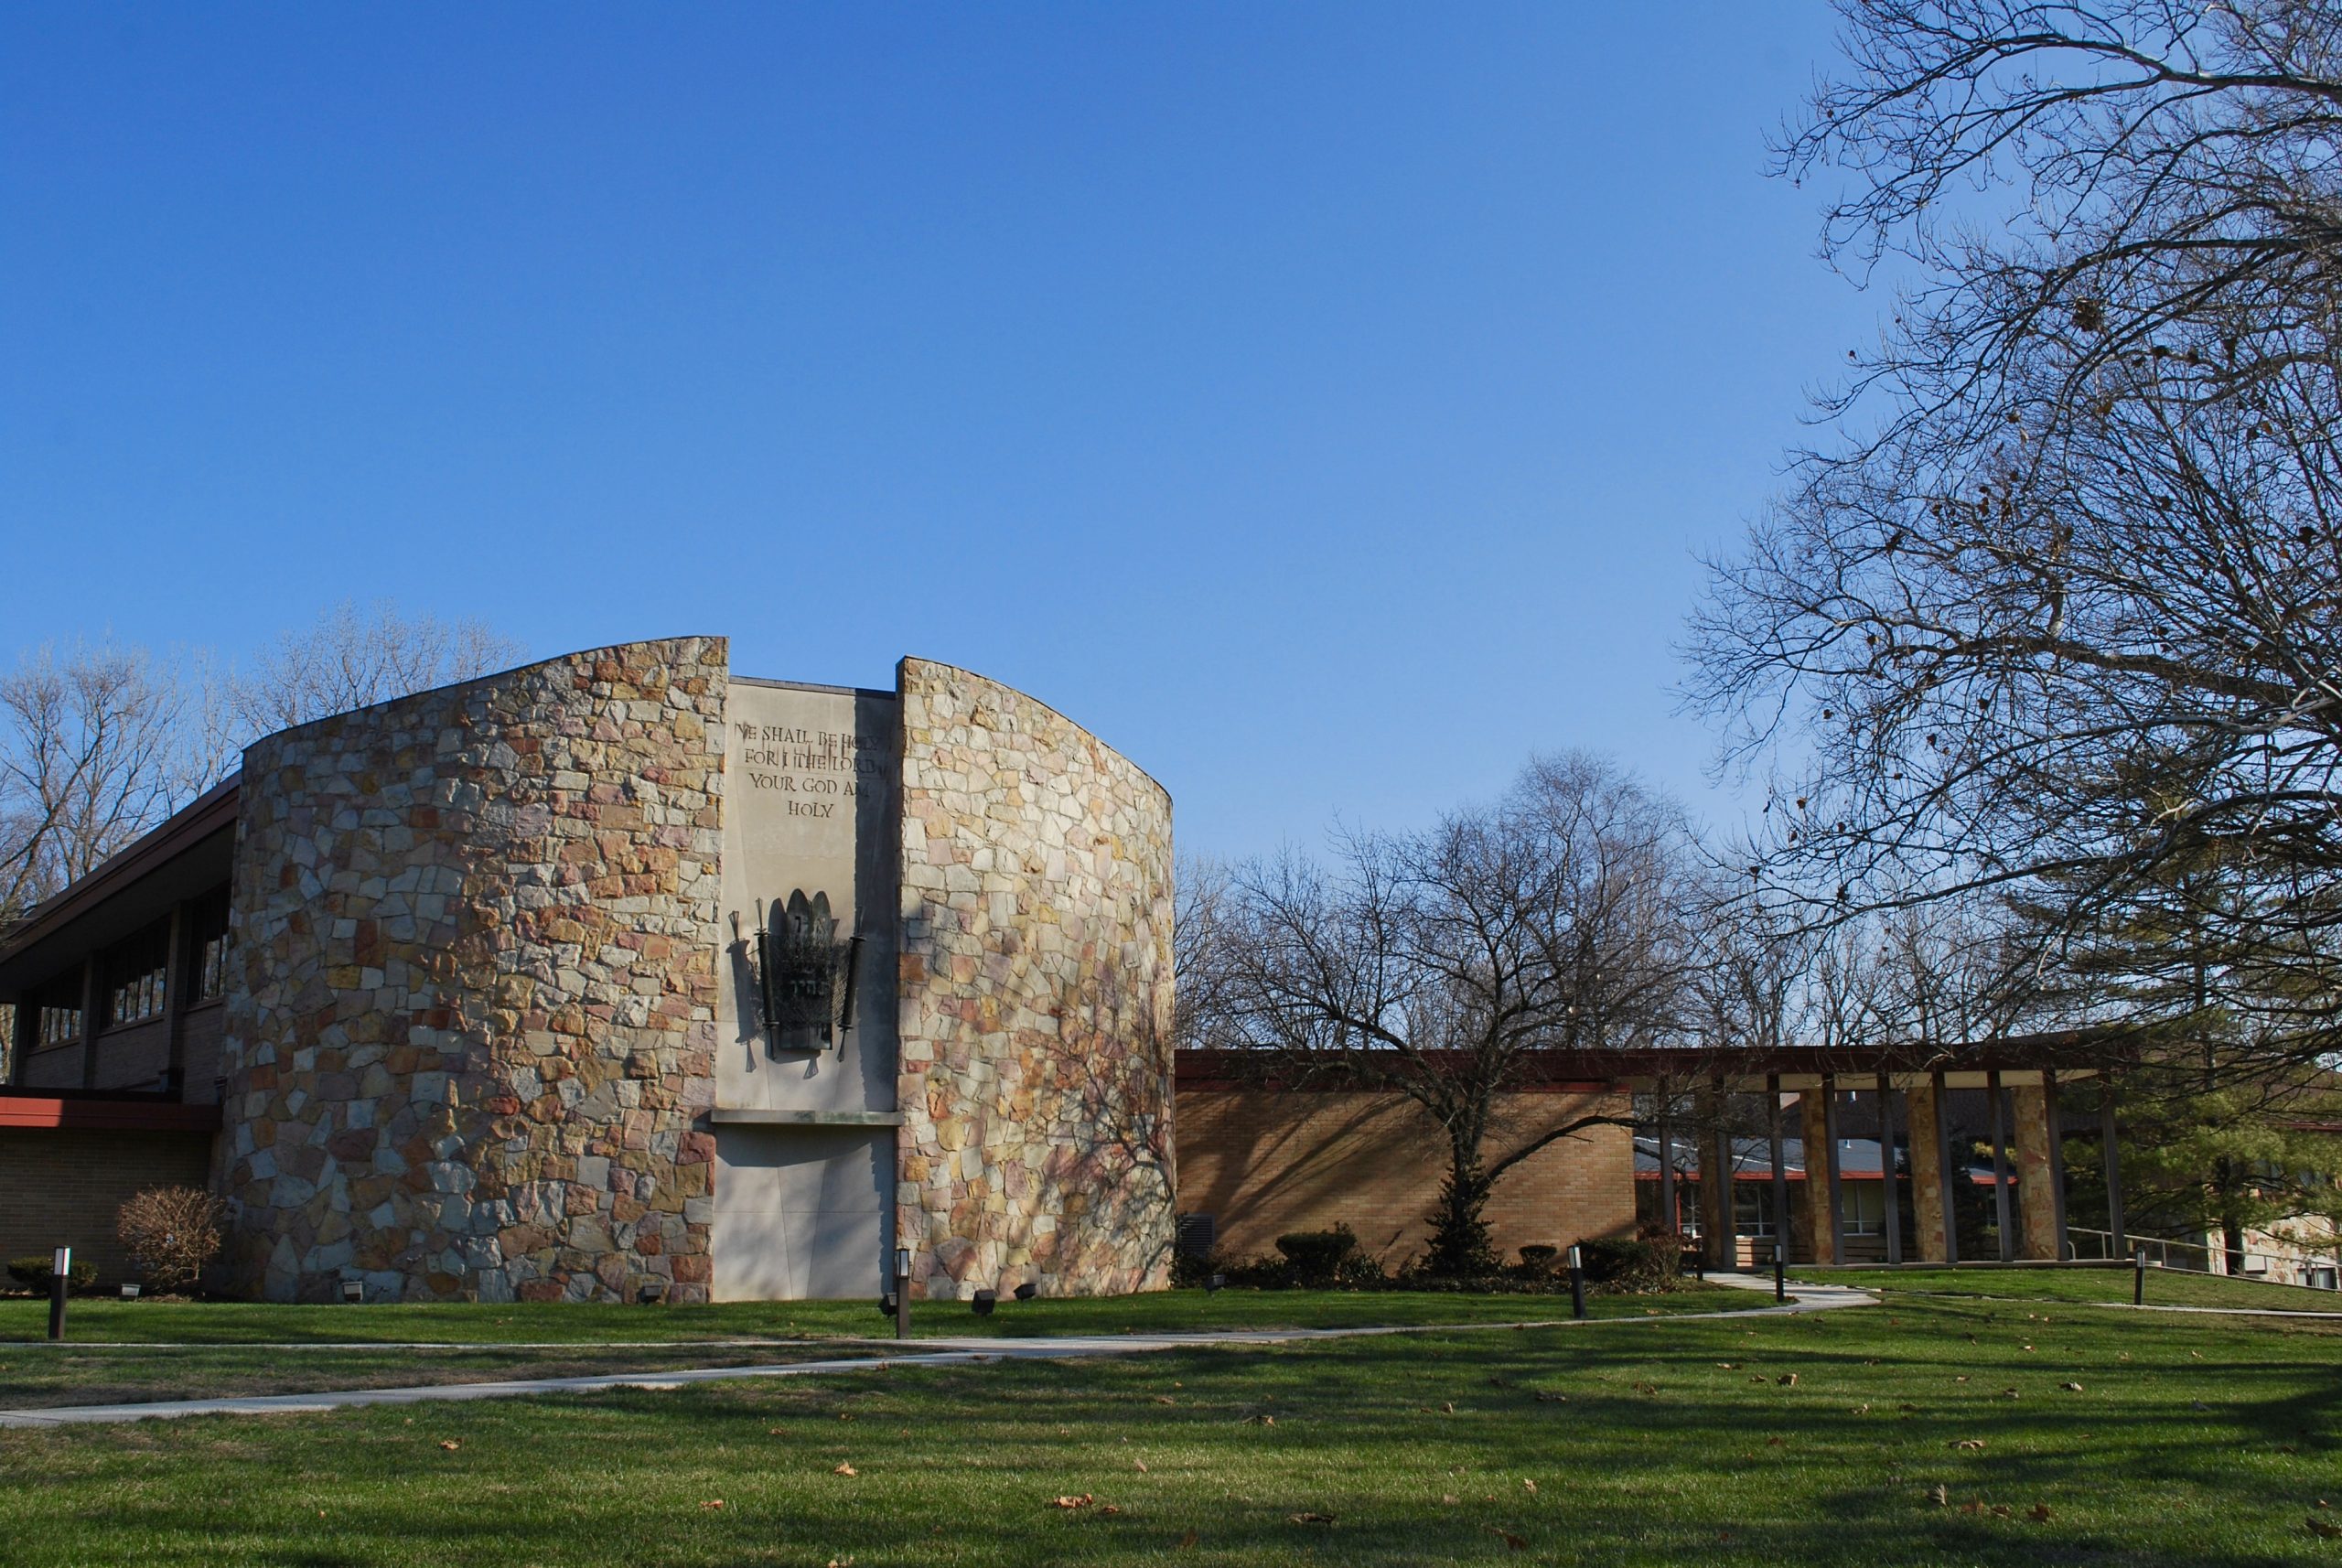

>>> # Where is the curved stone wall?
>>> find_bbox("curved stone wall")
[894,659,1176,1298]
[219,638,726,1303]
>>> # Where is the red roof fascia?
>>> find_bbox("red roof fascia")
[0,1098,221,1133]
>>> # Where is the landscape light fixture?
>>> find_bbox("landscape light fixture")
[971,1289,997,1317]
[340,1280,364,1304]
[1204,1273,1226,1294]
[638,1283,666,1305]
[119,1283,140,1300]
[1014,1282,1037,1302]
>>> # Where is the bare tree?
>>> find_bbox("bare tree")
[1202,754,1694,1274]
[0,641,185,924]
[1688,1,2342,1071]
[190,600,524,786]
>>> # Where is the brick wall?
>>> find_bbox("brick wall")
[0,1128,215,1285]
[1176,1086,1636,1266]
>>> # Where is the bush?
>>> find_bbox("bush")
[1573,1235,1678,1291]
[1170,1250,1221,1288]
[1274,1225,1359,1287]
[6,1254,94,1294]
[116,1185,228,1295]
[1517,1244,1560,1275]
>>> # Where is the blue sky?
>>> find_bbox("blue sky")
[2,5,1871,859]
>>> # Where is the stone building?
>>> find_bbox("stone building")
[0,639,1176,1304]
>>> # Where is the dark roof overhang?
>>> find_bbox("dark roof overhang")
[0,777,242,996]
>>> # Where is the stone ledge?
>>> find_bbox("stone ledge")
[709,1108,906,1127]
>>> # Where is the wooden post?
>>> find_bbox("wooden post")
[2101,1082,2126,1256]
[1877,1072,1904,1266]
[77,955,102,1091]
[1656,1087,1676,1240]
[1935,1069,1960,1265]
[162,901,191,1099]
[1988,1069,2015,1262]
[1767,1073,1789,1263]
[1705,1078,1735,1270]
[1822,1075,1846,1266]
[2044,1069,2069,1260]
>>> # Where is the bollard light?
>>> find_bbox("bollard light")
[971,1289,997,1317]
[894,1246,914,1340]
[1566,1244,1587,1321]
[48,1246,70,1342]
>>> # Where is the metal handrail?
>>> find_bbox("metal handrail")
[2067,1225,2341,1287]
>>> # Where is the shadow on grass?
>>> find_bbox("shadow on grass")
[0,1299,2334,1565]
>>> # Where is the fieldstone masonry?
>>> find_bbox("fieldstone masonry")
[219,639,726,1303]
[894,660,1177,1299]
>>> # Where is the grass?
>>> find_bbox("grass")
[1798,1264,2342,1313]
[4,1284,2341,1563]
[0,1283,1733,1349]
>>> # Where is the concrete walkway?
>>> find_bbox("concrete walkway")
[0,1283,1878,1430]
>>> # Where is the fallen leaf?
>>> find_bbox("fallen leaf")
[766,1427,788,1436]
[1442,1402,1455,1414]
[1992,1504,2013,1519]
[1052,1494,1094,1510]
[2061,1382,2084,1392]
[833,1463,857,1477]
[2310,1518,2342,1540]
[1717,1362,1738,1369]
[1177,1530,1198,1549]
[437,1440,460,1452]
[1955,1375,1970,1384]
[1952,1440,1986,1452]
[1522,1479,1538,1493]
[1133,1460,1148,1473]
[1534,1392,1568,1403]
[1153,1395,1176,1405]
[1100,1505,1123,1517]
[700,1500,725,1511]
[1928,1485,1949,1507]
[2028,1504,2053,1523]
[1850,1403,1871,1415]
[1441,1493,1460,1506]
[1961,1500,1983,1516]
[1766,1436,1786,1447]
[1290,1511,1336,1525]
[1777,1373,1799,1387]
[1488,1527,1529,1551]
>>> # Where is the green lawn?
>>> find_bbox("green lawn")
[1798,1264,2342,1314]
[4,1291,2339,1563]
[0,1283,1731,1349]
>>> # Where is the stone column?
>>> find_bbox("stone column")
[2010,1080,2062,1261]
[1799,1088,1835,1265]
[1904,1078,1953,1263]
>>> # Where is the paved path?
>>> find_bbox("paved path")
[0,1283,1877,1429]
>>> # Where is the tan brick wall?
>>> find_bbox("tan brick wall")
[1175,1087,1636,1267]
[0,1128,215,1285]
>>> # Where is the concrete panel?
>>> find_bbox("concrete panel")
[712,1124,889,1301]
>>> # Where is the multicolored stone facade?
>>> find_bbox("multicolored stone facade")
[218,639,726,1303]
[894,659,1176,1299]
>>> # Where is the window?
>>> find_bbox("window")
[105,922,169,1026]
[38,1002,82,1047]
[190,892,232,1003]
[1844,1183,1887,1236]
[1732,1183,1777,1238]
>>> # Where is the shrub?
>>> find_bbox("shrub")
[1274,1225,1359,1287]
[1171,1250,1221,1288]
[1517,1244,1560,1274]
[1573,1235,1678,1291]
[116,1185,228,1295]
[6,1255,94,1294]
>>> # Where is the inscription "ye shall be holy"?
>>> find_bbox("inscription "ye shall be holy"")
[734,723,883,817]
